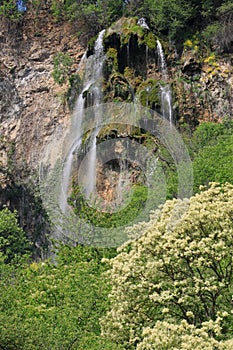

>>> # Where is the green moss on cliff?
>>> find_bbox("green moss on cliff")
[136,79,161,110]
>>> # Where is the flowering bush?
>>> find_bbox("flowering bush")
[101,183,233,349]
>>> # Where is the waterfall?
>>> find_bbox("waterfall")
[84,29,105,198]
[92,29,106,81]
[161,85,173,123]
[137,17,150,30]
[59,79,93,213]
[157,40,173,125]
[85,128,99,197]
[59,29,105,212]
[157,39,167,78]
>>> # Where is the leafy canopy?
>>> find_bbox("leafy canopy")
[101,182,233,349]
[0,244,122,349]
[0,208,30,263]
[190,120,233,191]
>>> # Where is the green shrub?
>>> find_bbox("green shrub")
[52,52,73,85]
[0,244,120,349]
[0,208,30,263]
[0,0,21,19]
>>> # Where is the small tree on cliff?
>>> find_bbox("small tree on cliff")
[101,182,233,349]
[0,208,31,263]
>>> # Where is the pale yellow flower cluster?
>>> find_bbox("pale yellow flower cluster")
[137,319,229,350]
[101,183,233,349]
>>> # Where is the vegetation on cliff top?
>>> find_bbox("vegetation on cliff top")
[1,0,232,51]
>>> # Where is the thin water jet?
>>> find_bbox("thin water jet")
[157,39,173,125]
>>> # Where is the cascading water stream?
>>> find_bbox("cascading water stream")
[59,30,105,213]
[59,79,94,213]
[161,85,173,123]
[157,39,168,78]
[85,131,97,197]
[157,39,173,125]
[85,29,105,198]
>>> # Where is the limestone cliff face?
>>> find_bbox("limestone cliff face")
[0,13,85,254]
[171,49,233,126]
[0,12,85,174]
[1,15,232,180]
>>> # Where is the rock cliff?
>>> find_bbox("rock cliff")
[1,15,232,182]
[0,12,85,173]
[0,11,85,254]
[0,14,232,251]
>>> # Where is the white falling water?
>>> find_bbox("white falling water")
[85,127,99,197]
[157,40,173,125]
[59,80,93,213]
[137,17,150,30]
[161,85,173,123]
[77,51,87,72]
[85,29,105,198]
[156,39,167,78]
[59,29,105,212]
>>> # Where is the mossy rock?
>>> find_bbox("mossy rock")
[97,124,139,141]
[107,48,118,70]
[104,73,133,102]
[105,17,148,47]
[121,24,144,46]
[87,34,98,57]
[136,79,161,110]
[97,125,157,150]
[66,74,82,109]
[103,48,119,79]
[144,32,157,49]
[124,67,143,89]
[103,17,156,78]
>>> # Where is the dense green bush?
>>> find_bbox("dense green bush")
[0,208,30,263]
[52,52,73,85]
[164,120,233,198]
[193,134,233,191]
[0,244,121,349]
[191,119,233,152]
[190,120,233,191]
[0,0,21,19]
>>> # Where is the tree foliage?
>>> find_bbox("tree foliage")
[190,120,233,191]
[0,208,30,263]
[0,244,122,349]
[1,0,230,48]
[101,183,233,349]
[143,0,193,40]
[193,134,233,191]
[70,184,148,228]
[0,0,21,19]
[203,1,233,51]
